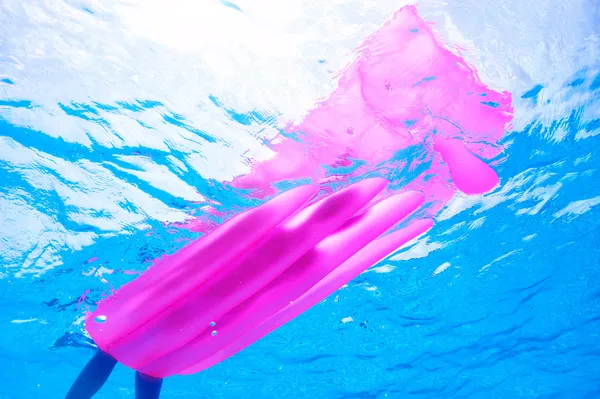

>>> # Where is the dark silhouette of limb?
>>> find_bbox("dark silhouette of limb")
[136,372,163,399]
[65,350,117,399]
[64,350,164,398]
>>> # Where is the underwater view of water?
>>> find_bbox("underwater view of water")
[1,0,599,398]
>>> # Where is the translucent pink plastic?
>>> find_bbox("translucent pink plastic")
[230,5,513,210]
[178,6,513,235]
[86,178,432,377]
[85,5,513,378]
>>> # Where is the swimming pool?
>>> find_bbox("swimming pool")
[1,0,599,398]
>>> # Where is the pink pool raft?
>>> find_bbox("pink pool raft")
[85,5,511,379]
[86,178,433,377]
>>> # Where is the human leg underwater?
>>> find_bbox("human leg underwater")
[65,349,163,399]
[65,350,117,399]
[135,372,163,399]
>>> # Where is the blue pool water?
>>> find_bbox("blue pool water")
[1,1,599,398]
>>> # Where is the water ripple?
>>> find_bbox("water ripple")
[1,0,599,398]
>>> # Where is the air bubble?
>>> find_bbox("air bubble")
[94,315,107,323]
